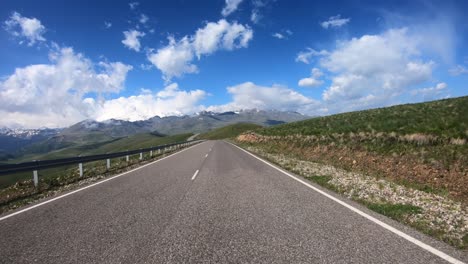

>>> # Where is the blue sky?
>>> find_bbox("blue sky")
[0,0,467,128]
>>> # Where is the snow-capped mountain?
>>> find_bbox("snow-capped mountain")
[0,128,61,139]
[0,128,62,158]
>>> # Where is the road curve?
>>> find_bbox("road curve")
[0,140,466,263]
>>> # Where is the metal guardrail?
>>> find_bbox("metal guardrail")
[0,139,203,186]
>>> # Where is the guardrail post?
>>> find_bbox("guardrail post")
[126,155,129,162]
[33,170,38,187]
[79,163,83,177]
[150,150,153,157]
[107,159,110,169]
[139,152,143,160]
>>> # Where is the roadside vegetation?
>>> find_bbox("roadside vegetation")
[235,96,468,249]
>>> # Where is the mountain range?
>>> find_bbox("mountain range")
[0,109,308,159]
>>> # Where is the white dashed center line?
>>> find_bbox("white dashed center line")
[191,170,199,180]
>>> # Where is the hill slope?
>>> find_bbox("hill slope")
[198,123,262,140]
[258,96,468,138]
[11,133,192,163]
[237,97,467,201]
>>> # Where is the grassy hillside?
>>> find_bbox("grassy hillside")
[12,133,192,163]
[258,96,468,138]
[237,97,467,202]
[198,123,262,140]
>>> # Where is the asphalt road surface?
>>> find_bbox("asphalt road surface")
[0,141,466,263]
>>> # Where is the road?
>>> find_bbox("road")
[0,141,466,263]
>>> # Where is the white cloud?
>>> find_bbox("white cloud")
[272,30,292,40]
[207,82,318,112]
[148,19,253,81]
[221,0,243,17]
[147,36,198,81]
[129,2,139,10]
[410,82,448,101]
[295,48,329,64]
[104,21,112,29]
[321,15,350,29]
[4,12,46,46]
[449,65,468,76]
[0,47,132,128]
[298,78,323,88]
[139,14,149,24]
[122,29,145,52]
[272,33,285,39]
[320,28,434,103]
[89,83,207,122]
[298,68,324,88]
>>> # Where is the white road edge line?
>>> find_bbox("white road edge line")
[0,142,206,222]
[227,141,464,264]
[192,170,199,180]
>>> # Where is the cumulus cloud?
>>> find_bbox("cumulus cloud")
[88,83,207,121]
[295,48,329,64]
[0,47,132,128]
[298,68,324,88]
[193,19,253,57]
[147,36,198,81]
[122,29,145,52]
[320,28,434,103]
[207,82,318,112]
[221,0,244,17]
[321,15,350,29]
[148,19,253,81]
[4,12,46,46]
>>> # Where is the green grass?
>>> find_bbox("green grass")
[258,96,468,139]
[305,175,342,193]
[366,203,423,220]
[198,123,262,140]
[306,175,332,186]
